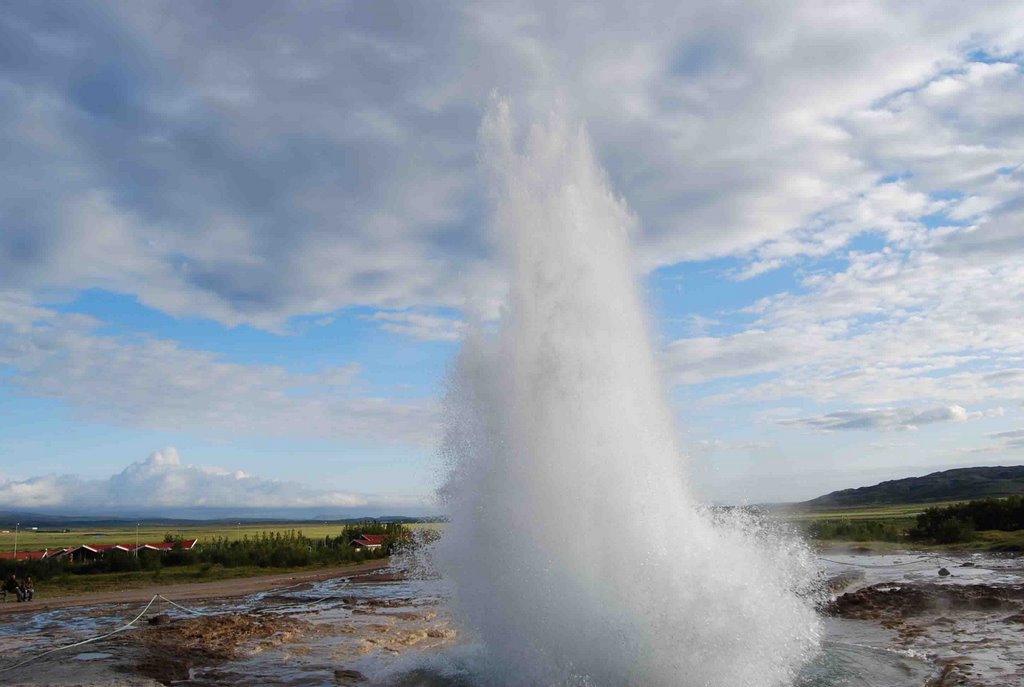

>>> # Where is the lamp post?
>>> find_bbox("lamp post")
[136,523,140,557]
[13,523,19,561]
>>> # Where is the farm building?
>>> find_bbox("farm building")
[134,539,198,553]
[19,539,199,562]
[351,534,386,550]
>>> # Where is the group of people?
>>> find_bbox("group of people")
[3,573,34,602]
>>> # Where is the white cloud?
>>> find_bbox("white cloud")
[363,310,466,342]
[1,2,1023,504]
[679,225,1024,410]
[988,429,1024,450]
[2,2,1023,329]
[691,439,771,454]
[0,293,439,445]
[665,327,833,384]
[0,448,426,512]
[638,26,1024,426]
[778,404,981,432]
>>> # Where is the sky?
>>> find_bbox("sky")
[0,1,1023,514]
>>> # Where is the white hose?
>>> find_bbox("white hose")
[156,594,209,616]
[0,594,160,674]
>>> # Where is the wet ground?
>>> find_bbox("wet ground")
[821,551,1024,686]
[0,571,460,686]
[0,551,1022,685]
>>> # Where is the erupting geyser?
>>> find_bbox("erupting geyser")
[439,99,821,686]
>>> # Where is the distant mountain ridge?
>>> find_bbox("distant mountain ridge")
[0,511,441,528]
[803,466,1024,508]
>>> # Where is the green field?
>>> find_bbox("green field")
[0,521,443,555]
[782,500,1024,551]
[781,501,965,522]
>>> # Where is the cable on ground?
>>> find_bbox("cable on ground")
[819,553,990,570]
[0,594,159,675]
[156,594,210,616]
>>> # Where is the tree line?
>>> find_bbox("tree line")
[0,524,405,583]
[803,518,903,542]
[804,496,1024,545]
[909,496,1024,543]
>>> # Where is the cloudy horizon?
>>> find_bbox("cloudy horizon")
[2,1,1023,511]
[0,448,434,518]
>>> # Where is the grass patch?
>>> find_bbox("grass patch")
[779,499,1024,551]
[33,561,366,599]
[782,501,967,522]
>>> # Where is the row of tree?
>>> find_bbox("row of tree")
[0,524,406,583]
[802,496,1024,545]
[803,518,903,542]
[909,496,1024,543]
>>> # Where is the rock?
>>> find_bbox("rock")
[824,570,866,594]
[826,581,1024,620]
[938,567,951,577]
[959,561,975,567]
[335,668,366,684]
[147,614,171,625]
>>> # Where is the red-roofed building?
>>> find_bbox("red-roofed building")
[136,539,198,553]
[41,539,198,562]
[351,534,386,551]
[62,544,122,561]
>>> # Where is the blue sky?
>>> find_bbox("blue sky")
[1,1,1023,514]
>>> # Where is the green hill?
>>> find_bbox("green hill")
[803,466,1024,509]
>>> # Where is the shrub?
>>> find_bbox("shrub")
[911,496,1023,542]
[931,517,976,544]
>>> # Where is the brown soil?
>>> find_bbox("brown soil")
[0,560,391,618]
[128,612,314,682]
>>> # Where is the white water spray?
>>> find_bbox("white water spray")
[439,100,820,686]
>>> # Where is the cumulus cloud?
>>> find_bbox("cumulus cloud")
[0,448,426,513]
[664,41,1024,420]
[779,405,982,432]
[2,1,1024,497]
[2,2,1023,330]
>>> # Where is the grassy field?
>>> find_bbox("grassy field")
[0,521,443,555]
[31,563,327,598]
[803,530,1024,553]
[781,501,965,522]
[4,505,1019,559]
[782,500,1024,551]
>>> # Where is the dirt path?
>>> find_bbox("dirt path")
[0,559,390,617]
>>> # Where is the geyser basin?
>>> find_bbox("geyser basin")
[437,99,822,686]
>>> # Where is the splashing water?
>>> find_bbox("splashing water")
[438,99,821,686]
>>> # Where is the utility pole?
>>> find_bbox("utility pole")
[136,523,140,556]
[13,523,19,561]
